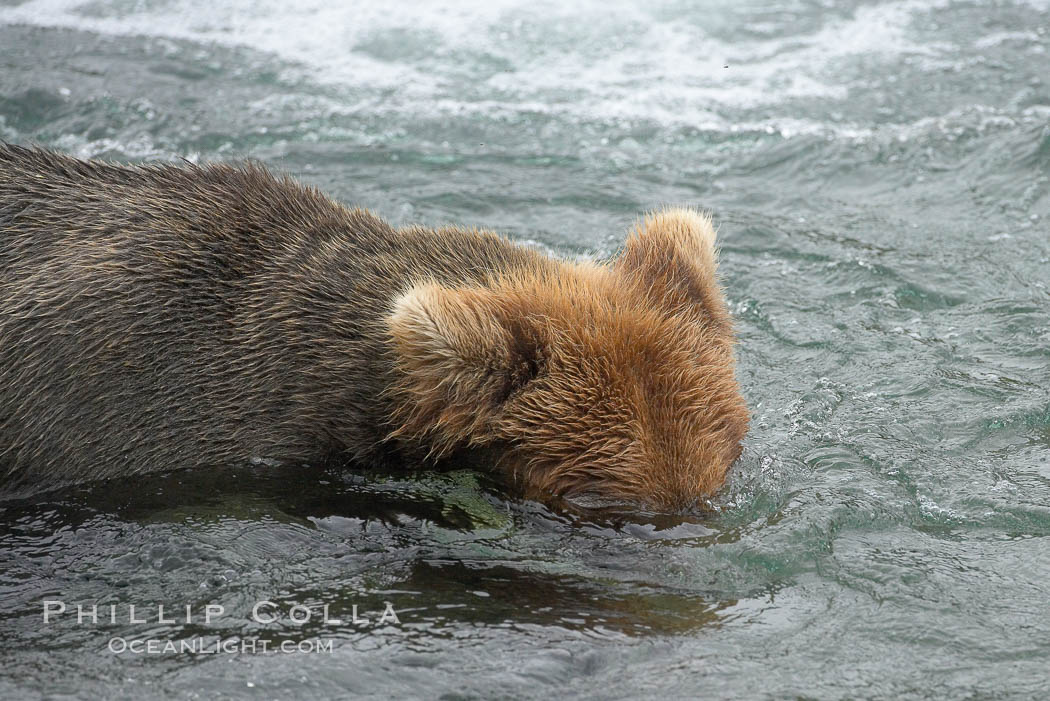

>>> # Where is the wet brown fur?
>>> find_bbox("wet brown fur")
[0,144,747,511]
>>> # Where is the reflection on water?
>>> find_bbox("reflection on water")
[0,464,731,686]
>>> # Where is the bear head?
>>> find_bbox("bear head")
[386,209,748,513]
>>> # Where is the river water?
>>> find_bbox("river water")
[1,1,1049,698]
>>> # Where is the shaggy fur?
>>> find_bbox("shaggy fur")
[0,144,747,511]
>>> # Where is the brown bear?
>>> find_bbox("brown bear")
[0,144,747,511]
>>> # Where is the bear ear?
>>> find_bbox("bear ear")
[386,282,541,453]
[614,208,732,335]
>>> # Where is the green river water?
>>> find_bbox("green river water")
[1,0,1049,698]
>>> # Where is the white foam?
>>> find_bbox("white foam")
[0,0,965,132]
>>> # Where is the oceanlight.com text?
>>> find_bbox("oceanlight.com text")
[107,637,334,655]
